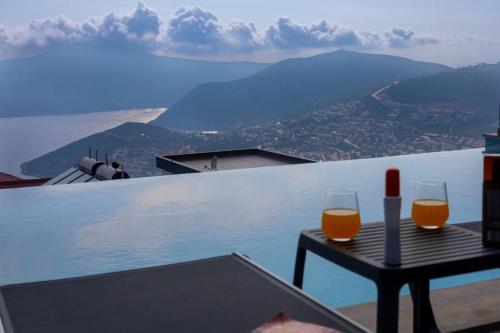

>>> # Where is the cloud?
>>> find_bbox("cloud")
[168,7,222,46]
[124,2,160,38]
[226,22,260,52]
[84,2,161,44]
[5,17,89,47]
[385,28,439,48]
[265,18,366,49]
[0,3,443,60]
[0,2,162,58]
[0,16,90,59]
[166,7,261,54]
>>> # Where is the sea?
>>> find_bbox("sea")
[0,108,165,177]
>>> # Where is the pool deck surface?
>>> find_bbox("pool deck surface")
[338,279,500,332]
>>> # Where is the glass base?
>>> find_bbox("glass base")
[331,237,352,242]
[419,224,444,230]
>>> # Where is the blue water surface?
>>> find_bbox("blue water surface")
[0,108,163,176]
[0,148,498,308]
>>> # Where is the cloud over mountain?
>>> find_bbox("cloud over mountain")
[385,28,439,48]
[97,2,160,42]
[0,2,441,60]
[266,18,369,49]
[0,2,162,58]
[166,7,260,54]
[0,16,91,58]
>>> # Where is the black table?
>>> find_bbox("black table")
[0,253,367,333]
[293,220,500,333]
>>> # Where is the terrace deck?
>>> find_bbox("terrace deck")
[338,278,500,333]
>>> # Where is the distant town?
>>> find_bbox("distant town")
[231,99,483,161]
[80,98,484,178]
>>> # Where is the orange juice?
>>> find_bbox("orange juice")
[412,200,449,229]
[322,208,361,241]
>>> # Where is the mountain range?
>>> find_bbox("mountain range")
[151,50,450,130]
[0,43,268,117]
[17,51,500,178]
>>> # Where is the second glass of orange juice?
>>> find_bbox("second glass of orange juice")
[412,180,449,229]
[322,189,361,241]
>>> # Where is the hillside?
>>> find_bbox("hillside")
[0,43,268,117]
[19,122,252,178]
[22,95,486,178]
[383,64,500,118]
[152,50,450,130]
[20,122,189,177]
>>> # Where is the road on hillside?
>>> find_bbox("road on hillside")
[371,81,399,101]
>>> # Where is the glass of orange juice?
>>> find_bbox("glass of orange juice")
[412,180,449,229]
[322,189,361,241]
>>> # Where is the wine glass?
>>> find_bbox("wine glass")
[322,189,361,241]
[412,180,449,229]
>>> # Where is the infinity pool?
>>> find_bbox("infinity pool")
[1,148,498,309]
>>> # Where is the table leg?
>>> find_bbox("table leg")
[293,245,307,288]
[410,280,440,333]
[376,281,402,333]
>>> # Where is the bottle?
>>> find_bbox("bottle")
[384,168,402,266]
[483,155,500,247]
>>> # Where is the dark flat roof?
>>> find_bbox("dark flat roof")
[156,148,315,174]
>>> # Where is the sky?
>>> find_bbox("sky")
[0,0,499,66]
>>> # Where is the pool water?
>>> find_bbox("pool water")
[0,148,498,308]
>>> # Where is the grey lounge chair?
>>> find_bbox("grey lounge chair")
[0,253,367,333]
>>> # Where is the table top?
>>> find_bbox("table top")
[300,220,500,281]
